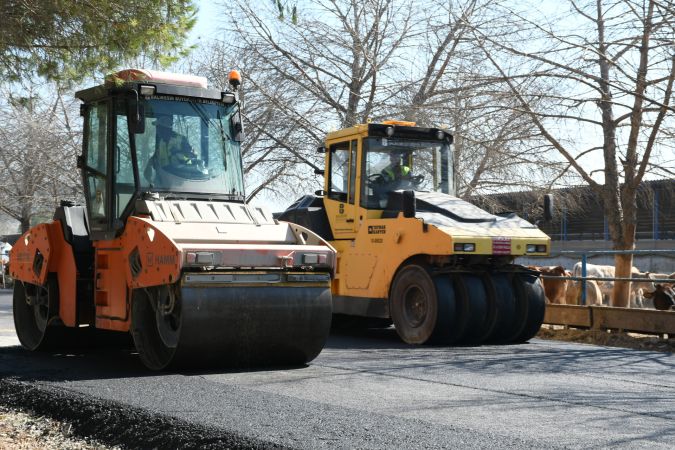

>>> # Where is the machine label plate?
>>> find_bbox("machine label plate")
[368,225,386,235]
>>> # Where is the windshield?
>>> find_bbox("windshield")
[130,98,244,198]
[361,136,454,209]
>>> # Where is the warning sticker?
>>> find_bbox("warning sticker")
[492,237,511,255]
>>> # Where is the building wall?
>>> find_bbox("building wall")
[518,239,675,273]
[477,179,674,242]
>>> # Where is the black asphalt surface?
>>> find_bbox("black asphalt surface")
[0,288,674,449]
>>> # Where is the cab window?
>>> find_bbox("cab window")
[328,142,350,202]
[83,101,109,230]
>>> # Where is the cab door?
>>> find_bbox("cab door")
[324,139,359,239]
[81,100,112,240]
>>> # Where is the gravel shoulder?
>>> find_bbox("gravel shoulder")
[0,405,117,450]
[537,325,675,353]
[0,378,282,450]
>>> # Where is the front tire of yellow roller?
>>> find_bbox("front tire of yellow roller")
[131,288,180,371]
[511,273,546,343]
[390,265,440,345]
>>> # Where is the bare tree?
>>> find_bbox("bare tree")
[194,0,419,204]
[201,0,564,206]
[0,83,82,232]
[470,0,675,306]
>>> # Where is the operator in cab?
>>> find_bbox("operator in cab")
[144,115,207,185]
[381,150,412,184]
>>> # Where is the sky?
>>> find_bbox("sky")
[188,1,294,212]
[190,1,222,45]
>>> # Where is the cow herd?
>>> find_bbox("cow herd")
[530,263,675,310]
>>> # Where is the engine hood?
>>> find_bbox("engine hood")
[410,191,546,238]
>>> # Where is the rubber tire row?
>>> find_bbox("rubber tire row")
[390,265,546,346]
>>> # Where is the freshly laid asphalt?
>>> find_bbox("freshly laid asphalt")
[0,288,673,449]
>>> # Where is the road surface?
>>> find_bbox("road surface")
[0,288,673,449]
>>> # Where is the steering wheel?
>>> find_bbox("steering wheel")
[367,173,386,188]
[410,174,424,185]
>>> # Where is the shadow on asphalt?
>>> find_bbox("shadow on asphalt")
[323,323,675,379]
[1,311,673,383]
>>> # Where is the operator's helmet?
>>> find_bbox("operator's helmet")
[389,148,409,163]
[156,114,173,129]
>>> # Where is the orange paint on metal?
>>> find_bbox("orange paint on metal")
[92,244,131,330]
[11,215,182,333]
[45,222,78,327]
[90,217,181,332]
[9,221,78,327]
[121,217,182,289]
[9,224,51,286]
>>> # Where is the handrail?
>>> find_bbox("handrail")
[540,275,674,283]
[556,249,674,255]
[536,248,674,305]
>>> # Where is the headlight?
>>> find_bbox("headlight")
[139,84,156,96]
[454,243,475,252]
[526,244,537,253]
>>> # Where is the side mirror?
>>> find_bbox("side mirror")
[127,97,145,134]
[543,194,554,222]
[314,168,325,176]
[314,189,325,196]
[317,146,326,153]
[231,110,244,142]
[402,190,416,218]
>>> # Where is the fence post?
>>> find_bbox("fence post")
[581,253,587,305]
[653,189,660,240]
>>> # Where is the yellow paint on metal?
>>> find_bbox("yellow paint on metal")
[331,213,453,299]
[322,122,551,307]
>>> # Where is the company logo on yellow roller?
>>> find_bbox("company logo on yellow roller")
[368,225,386,234]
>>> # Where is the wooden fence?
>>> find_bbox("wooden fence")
[544,304,675,336]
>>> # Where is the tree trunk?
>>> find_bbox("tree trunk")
[611,223,636,308]
[20,216,30,234]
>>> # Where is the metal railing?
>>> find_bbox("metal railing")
[545,231,675,241]
[540,249,674,306]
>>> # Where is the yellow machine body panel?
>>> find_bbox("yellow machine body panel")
[331,214,454,299]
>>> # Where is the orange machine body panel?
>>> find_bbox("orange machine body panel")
[92,216,181,332]
[10,216,181,332]
[10,221,78,327]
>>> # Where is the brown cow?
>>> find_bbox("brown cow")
[532,266,568,304]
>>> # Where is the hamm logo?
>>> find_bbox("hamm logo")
[145,253,176,266]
